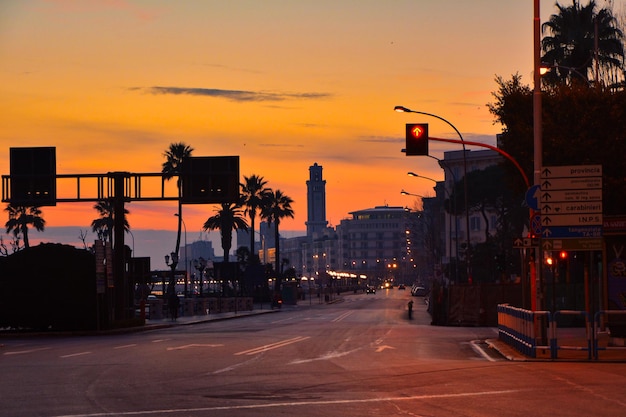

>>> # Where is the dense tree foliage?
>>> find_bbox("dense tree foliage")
[162,142,194,270]
[488,74,626,215]
[541,0,624,87]
[203,202,248,263]
[241,174,271,259]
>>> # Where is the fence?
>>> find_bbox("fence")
[498,304,626,360]
[497,304,551,358]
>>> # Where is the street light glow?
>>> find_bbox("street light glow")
[407,172,439,183]
[395,104,472,282]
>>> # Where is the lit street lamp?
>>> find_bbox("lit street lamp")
[540,62,590,84]
[400,189,425,198]
[395,105,472,282]
[407,172,438,183]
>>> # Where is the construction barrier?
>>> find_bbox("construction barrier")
[497,304,551,358]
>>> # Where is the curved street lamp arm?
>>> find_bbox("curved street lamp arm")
[428,136,530,188]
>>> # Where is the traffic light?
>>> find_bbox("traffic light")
[405,123,429,156]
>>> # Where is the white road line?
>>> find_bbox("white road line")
[470,340,497,362]
[212,355,261,374]
[270,316,297,324]
[167,344,223,351]
[60,351,91,358]
[332,311,354,322]
[113,344,137,350]
[3,347,51,356]
[289,347,362,364]
[50,389,521,416]
[234,336,310,356]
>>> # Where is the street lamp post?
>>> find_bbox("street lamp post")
[164,251,179,296]
[174,213,188,297]
[395,105,472,282]
[193,257,207,297]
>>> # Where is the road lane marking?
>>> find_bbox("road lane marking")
[375,345,396,353]
[113,344,137,350]
[234,336,310,356]
[470,340,497,362]
[167,344,223,351]
[3,347,51,356]
[270,316,297,324]
[290,347,361,364]
[212,355,261,374]
[60,351,91,358]
[331,311,354,322]
[49,389,522,416]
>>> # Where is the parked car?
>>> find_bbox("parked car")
[366,286,376,294]
[398,284,406,290]
[411,285,427,296]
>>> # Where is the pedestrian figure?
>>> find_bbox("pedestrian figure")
[407,300,414,320]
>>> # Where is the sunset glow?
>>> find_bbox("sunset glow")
[3,0,621,267]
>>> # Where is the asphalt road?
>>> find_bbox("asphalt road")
[2,289,626,416]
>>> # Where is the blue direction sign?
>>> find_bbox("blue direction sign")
[542,225,602,239]
[525,185,540,211]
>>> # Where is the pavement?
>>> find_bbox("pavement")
[142,302,282,331]
[4,294,624,362]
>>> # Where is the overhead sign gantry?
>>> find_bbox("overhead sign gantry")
[2,146,240,324]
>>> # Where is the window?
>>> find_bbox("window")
[470,217,481,232]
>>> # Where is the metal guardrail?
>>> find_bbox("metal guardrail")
[497,304,551,358]
[499,305,626,360]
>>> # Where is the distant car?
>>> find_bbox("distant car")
[366,286,376,294]
[398,284,406,290]
[411,286,427,296]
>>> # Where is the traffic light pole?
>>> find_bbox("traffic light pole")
[427,136,530,188]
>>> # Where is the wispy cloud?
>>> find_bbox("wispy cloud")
[140,86,332,102]
[43,0,163,21]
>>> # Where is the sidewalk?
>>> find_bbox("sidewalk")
[143,302,281,330]
[142,296,344,331]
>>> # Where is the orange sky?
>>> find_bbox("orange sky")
[2,0,623,242]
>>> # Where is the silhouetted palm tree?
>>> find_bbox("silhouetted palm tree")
[542,0,624,87]
[241,174,271,258]
[162,142,193,267]
[203,202,248,263]
[91,200,130,243]
[261,189,294,284]
[4,204,45,249]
